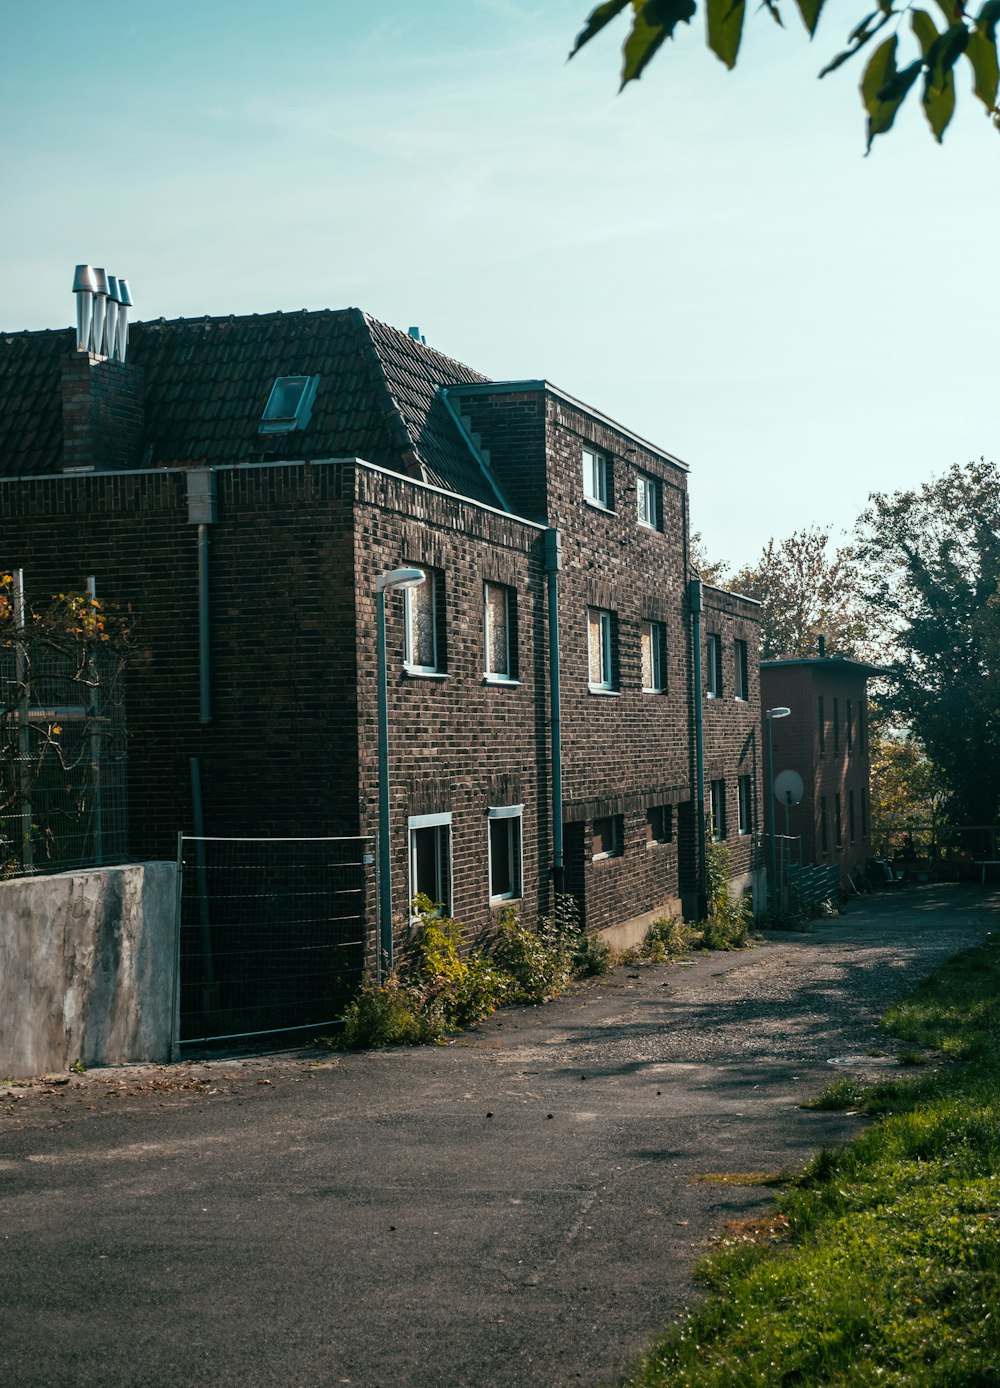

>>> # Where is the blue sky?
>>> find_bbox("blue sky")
[3,0,996,568]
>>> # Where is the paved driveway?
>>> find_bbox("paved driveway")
[3,886,997,1388]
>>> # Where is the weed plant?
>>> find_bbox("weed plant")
[627,934,1000,1387]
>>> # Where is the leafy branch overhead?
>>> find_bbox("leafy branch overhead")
[569,0,1000,149]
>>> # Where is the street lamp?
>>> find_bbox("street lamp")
[765,707,791,920]
[375,567,425,978]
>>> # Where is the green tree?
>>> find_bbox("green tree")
[726,527,872,661]
[854,458,1000,824]
[868,724,944,852]
[570,0,1000,150]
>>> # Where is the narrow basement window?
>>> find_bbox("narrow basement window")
[258,375,319,434]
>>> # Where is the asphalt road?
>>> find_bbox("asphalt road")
[3,885,997,1388]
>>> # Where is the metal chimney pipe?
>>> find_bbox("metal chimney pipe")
[91,266,109,356]
[72,263,97,353]
[105,276,121,362]
[116,278,131,363]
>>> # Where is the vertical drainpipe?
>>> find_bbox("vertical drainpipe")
[86,575,104,865]
[544,529,564,896]
[689,577,708,920]
[187,470,217,726]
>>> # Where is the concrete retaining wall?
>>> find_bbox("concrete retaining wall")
[0,862,176,1078]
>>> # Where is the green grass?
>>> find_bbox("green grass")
[627,935,1000,1387]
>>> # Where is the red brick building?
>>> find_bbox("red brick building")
[0,289,761,949]
[761,654,880,887]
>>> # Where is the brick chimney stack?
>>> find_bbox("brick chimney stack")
[61,264,144,471]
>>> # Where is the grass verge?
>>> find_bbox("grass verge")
[627,932,1000,1387]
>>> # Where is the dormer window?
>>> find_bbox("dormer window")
[258,375,319,434]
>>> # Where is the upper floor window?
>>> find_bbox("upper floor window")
[706,633,723,698]
[636,472,661,530]
[588,608,617,692]
[258,374,319,434]
[641,620,667,693]
[833,698,841,754]
[846,700,854,751]
[734,639,749,701]
[404,567,444,674]
[818,696,826,755]
[582,448,610,509]
[484,582,517,682]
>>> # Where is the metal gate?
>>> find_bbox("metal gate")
[175,835,375,1046]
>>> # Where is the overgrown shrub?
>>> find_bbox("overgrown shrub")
[642,915,699,962]
[699,833,752,950]
[340,971,441,1049]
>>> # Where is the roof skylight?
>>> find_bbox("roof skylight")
[258,375,319,434]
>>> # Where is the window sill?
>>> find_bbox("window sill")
[705,691,720,700]
[403,667,450,681]
[490,894,523,906]
[588,686,621,697]
[637,520,662,534]
[646,840,671,850]
[591,851,623,863]
[734,696,748,703]
[642,687,666,696]
[583,497,615,515]
[483,675,521,687]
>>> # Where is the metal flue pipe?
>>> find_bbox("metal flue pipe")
[90,267,109,355]
[116,278,131,362]
[72,263,96,353]
[105,276,121,361]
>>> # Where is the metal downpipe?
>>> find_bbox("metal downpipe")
[545,529,564,896]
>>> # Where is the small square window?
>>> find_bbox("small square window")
[641,620,667,693]
[636,473,661,530]
[488,805,523,902]
[710,780,727,840]
[820,796,829,854]
[646,805,672,845]
[258,374,319,434]
[582,448,610,508]
[588,608,616,691]
[706,633,723,698]
[592,814,623,860]
[734,640,749,701]
[738,775,753,835]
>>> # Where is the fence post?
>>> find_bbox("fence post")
[171,832,184,1061]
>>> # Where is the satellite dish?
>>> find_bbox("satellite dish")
[774,769,805,806]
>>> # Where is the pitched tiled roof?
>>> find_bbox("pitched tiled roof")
[0,308,502,507]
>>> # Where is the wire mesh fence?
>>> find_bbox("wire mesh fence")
[177,835,375,1045]
[0,646,128,876]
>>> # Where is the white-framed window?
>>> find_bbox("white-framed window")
[646,805,672,846]
[592,814,623,860]
[582,447,610,508]
[404,568,441,674]
[588,608,616,691]
[706,633,723,698]
[710,779,727,840]
[488,804,523,902]
[408,812,452,916]
[734,639,749,701]
[636,472,661,530]
[484,582,517,681]
[641,620,667,693]
[738,775,753,836]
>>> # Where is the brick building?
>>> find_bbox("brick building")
[761,653,881,886]
[0,285,762,949]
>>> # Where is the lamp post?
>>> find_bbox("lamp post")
[765,706,791,919]
[375,567,426,979]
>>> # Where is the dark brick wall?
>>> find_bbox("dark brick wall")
[0,462,358,861]
[60,353,144,473]
[700,585,762,889]
[761,663,873,882]
[352,466,549,943]
[451,388,548,523]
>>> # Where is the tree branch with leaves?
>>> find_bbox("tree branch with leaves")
[570,0,1000,150]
